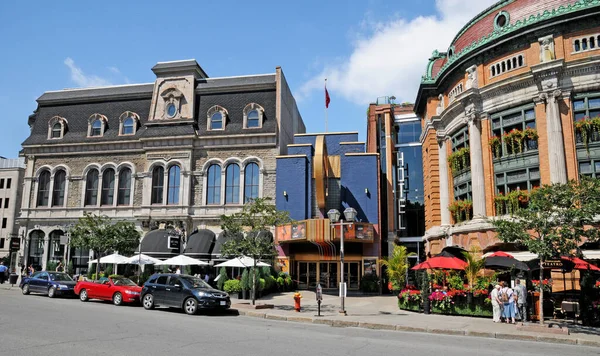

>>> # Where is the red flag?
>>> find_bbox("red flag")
[325,85,331,108]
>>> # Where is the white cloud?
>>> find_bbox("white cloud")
[297,0,497,105]
[108,66,121,74]
[64,57,112,87]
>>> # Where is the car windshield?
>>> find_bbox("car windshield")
[112,278,137,286]
[49,273,74,282]
[180,276,211,289]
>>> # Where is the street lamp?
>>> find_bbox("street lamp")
[327,207,357,315]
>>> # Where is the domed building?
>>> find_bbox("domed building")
[415,0,600,257]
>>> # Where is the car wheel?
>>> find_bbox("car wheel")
[113,292,123,306]
[21,284,30,295]
[184,297,198,315]
[79,289,88,302]
[142,294,154,310]
[48,286,56,298]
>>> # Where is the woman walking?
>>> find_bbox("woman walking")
[500,283,516,324]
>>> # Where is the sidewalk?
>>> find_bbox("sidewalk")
[233,291,600,347]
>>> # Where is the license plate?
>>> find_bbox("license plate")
[220,301,226,306]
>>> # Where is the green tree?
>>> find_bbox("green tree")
[463,247,485,290]
[220,198,290,305]
[69,212,140,280]
[217,267,228,291]
[379,245,412,291]
[491,178,600,325]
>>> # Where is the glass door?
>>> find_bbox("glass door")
[319,262,338,289]
[298,262,308,289]
[308,262,317,289]
[343,262,360,289]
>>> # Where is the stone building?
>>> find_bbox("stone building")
[415,0,600,257]
[0,157,25,266]
[18,60,304,273]
[275,132,380,291]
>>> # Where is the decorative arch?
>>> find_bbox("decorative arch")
[99,162,118,173]
[222,157,242,168]
[241,156,264,170]
[119,111,140,136]
[51,164,70,178]
[48,116,68,139]
[201,158,224,174]
[207,105,228,131]
[243,103,265,129]
[87,113,108,137]
[81,163,101,177]
[116,161,136,175]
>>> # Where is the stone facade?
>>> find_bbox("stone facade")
[415,3,600,255]
[0,158,25,264]
[18,60,305,273]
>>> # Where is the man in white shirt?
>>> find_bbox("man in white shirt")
[491,284,501,322]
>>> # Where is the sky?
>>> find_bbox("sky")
[0,0,498,157]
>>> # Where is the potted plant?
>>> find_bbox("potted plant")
[494,193,507,215]
[448,201,461,223]
[421,272,431,314]
[592,116,600,142]
[503,128,524,154]
[461,199,473,221]
[241,269,250,299]
[489,136,501,158]
[575,118,592,150]
[523,127,538,150]
[379,245,411,293]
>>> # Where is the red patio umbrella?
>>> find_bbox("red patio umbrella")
[411,256,467,270]
[562,256,600,271]
[489,251,514,258]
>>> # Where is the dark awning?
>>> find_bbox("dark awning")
[211,232,228,260]
[184,229,215,260]
[140,229,179,258]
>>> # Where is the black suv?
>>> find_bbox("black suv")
[141,273,231,315]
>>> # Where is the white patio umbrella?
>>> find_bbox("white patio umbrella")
[214,256,271,268]
[124,254,161,265]
[88,253,129,264]
[154,255,209,266]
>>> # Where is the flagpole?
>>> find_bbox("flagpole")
[325,78,328,133]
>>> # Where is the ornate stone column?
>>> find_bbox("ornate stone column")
[466,112,486,218]
[23,232,31,270]
[539,90,568,184]
[41,235,50,271]
[437,134,451,226]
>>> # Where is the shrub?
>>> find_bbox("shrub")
[67,261,74,275]
[46,262,58,272]
[217,267,228,291]
[224,279,241,294]
[241,269,250,291]
[104,265,113,276]
[276,276,285,289]
[359,274,379,293]
[258,278,266,291]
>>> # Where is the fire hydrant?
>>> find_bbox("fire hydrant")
[293,292,302,312]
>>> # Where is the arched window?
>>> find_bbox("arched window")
[37,170,51,207]
[51,123,62,138]
[244,163,259,203]
[211,112,223,130]
[151,166,164,204]
[117,168,131,206]
[167,165,181,205]
[247,110,260,128]
[225,164,240,204]
[85,169,99,206]
[91,119,102,136]
[52,170,66,207]
[206,165,221,205]
[122,117,135,135]
[101,169,115,205]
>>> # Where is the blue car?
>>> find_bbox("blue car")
[20,271,76,298]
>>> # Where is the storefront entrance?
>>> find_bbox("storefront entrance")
[296,261,361,290]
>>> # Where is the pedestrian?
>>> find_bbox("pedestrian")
[500,283,516,324]
[491,284,502,323]
[204,273,210,283]
[514,278,527,321]
[0,262,8,284]
[28,264,34,276]
[56,261,64,272]
[175,267,181,275]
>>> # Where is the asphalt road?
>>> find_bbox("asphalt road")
[0,288,597,356]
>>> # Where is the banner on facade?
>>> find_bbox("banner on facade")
[10,237,20,251]
[276,222,307,242]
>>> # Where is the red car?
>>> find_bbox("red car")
[74,277,142,306]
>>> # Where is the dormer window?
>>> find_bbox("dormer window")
[47,116,67,140]
[166,103,177,118]
[119,111,140,136]
[91,120,102,136]
[207,105,228,131]
[211,112,223,130]
[243,103,264,129]
[87,113,107,137]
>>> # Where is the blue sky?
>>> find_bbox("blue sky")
[0,0,496,157]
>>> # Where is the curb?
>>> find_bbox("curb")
[236,310,599,347]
